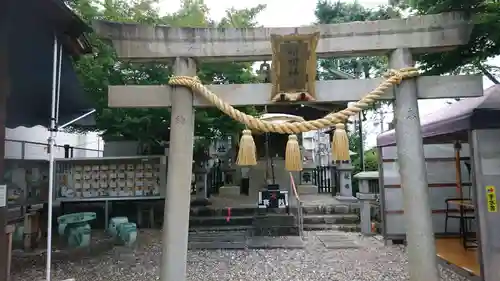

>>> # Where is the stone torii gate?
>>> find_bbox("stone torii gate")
[94,12,482,281]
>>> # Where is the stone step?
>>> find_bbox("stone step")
[189,231,247,242]
[246,236,305,249]
[190,205,360,217]
[189,214,358,227]
[253,225,300,237]
[189,215,254,227]
[303,224,360,232]
[189,223,360,233]
[187,234,305,249]
[252,213,297,227]
[252,213,299,236]
[189,225,253,232]
[303,213,359,225]
[190,207,256,217]
[302,205,356,215]
[188,231,248,249]
[315,232,361,249]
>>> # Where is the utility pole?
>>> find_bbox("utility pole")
[379,108,385,133]
[316,130,322,166]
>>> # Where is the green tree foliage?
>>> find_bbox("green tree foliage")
[314,0,401,131]
[315,0,395,174]
[315,1,401,80]
[67,0,263,152]
[396,0,500,77]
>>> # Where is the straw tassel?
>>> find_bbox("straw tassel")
[285,134,302,171]
[332,123,350,161]
[236,129,257,166]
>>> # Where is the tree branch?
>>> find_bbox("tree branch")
[476,63,500,84]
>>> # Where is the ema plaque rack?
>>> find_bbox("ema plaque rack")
[54,156,167,202]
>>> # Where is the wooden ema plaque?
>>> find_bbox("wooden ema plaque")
[270,32,319,102]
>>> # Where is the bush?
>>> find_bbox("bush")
[351,149,379,196]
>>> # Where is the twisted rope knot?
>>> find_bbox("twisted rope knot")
[167,67,419,134]
[169,75,200,85]
[384,70,402,84]
[383,67,418,85]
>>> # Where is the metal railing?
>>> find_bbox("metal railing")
[289,172,304,240]
[5,139,103,160]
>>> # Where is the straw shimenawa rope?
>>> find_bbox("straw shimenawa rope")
[168,67,419,167]
[169,68,418,133]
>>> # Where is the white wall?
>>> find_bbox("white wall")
[5,126,103,159]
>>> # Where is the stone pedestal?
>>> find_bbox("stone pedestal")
[219,166,240,197]
[354,171,379,236]
[335,161,357,202]
[194,167,208,200]
[222,167,236,186]
[240,167,250,196]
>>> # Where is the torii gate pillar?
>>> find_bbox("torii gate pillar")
[390,49,439,281]
[160,57,196,281]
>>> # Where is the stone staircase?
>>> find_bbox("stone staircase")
[302,204,360,232]
[188,205,359,233]
[252,212,299,236]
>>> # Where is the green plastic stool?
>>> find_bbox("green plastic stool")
[108,217,129,238]
[57,212,97,248]
[116,222,137,246]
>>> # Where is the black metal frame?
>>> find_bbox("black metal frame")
[444,198,477,249]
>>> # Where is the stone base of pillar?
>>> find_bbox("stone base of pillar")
[218,185,241,197]
[335,195,358,202]
[297,184,318,195]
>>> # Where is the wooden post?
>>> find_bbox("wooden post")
[160,58,196,281]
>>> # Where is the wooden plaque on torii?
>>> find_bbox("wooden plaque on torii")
[270,32,320,102]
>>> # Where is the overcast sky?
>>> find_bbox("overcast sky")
[159,0,498,147]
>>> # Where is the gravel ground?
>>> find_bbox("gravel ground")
[11,230,471,281]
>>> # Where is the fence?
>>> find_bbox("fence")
[4,139,103,160]
[196,163,344,198]
[300,165,339,195]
